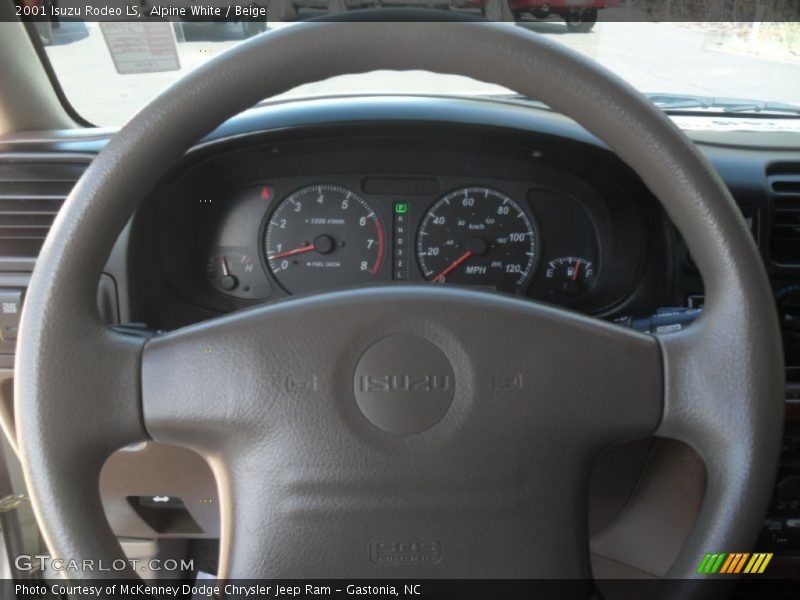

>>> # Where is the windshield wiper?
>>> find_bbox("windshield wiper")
[647,93,800,115]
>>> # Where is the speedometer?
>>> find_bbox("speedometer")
[416,187,538,293]
[265,184,385,294]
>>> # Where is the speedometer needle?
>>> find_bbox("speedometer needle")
[431,250,473,283]
[268,244,315,261]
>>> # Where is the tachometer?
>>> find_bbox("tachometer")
[416,187,538,293]
[265,184,385,294]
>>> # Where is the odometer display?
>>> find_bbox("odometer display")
[417,187,538,293]
[265,184,384,294]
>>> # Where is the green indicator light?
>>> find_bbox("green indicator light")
[395,202,408,215]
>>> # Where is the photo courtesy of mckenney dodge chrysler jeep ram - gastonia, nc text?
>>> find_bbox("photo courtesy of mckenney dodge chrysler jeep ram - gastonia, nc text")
[0,1,799,599]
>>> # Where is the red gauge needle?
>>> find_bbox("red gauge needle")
[268,244,315,261]
[572,259,581,281]
[431,250,473,283]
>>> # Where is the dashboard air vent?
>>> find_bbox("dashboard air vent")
[0,155,88,262]
[767,162,800,265]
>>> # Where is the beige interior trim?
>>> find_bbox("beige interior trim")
[0,16,76,135]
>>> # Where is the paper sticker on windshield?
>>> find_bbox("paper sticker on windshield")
[99,23,180,75]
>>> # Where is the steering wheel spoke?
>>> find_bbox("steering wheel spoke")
[141,286,662,578]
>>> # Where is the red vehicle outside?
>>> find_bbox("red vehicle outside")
[508,0,619,31]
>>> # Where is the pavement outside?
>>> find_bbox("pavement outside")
[40,16,800,126]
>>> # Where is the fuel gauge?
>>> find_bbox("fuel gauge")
[544,256,595,298]
[206,249,271,300]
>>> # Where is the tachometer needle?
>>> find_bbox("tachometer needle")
[431,250,473,283]
[268,244,315,261]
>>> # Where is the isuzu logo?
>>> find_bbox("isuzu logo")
[359,374,451,393]
[354,334,455,435]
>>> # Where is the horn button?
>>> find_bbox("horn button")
[353,334,455,434]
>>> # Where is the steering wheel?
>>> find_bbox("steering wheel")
[15,20,783,597]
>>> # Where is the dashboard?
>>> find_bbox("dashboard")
[129,119,662,329]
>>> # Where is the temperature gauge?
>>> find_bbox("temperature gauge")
[544,256,595,298]
[206,249,271,300]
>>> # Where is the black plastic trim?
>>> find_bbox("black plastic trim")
[19,19,95,129]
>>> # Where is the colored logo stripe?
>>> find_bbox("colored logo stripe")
[745,553,773,574]
[719,553,736,573]
[697,552,773,575]
[726,553,748,574]
[697,553,726,573]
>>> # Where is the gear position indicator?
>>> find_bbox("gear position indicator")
[392,201,410,280]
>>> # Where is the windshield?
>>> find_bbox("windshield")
[33,17,800,126]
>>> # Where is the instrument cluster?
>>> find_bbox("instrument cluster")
[200,175,602,307]
[132,128,654,325]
